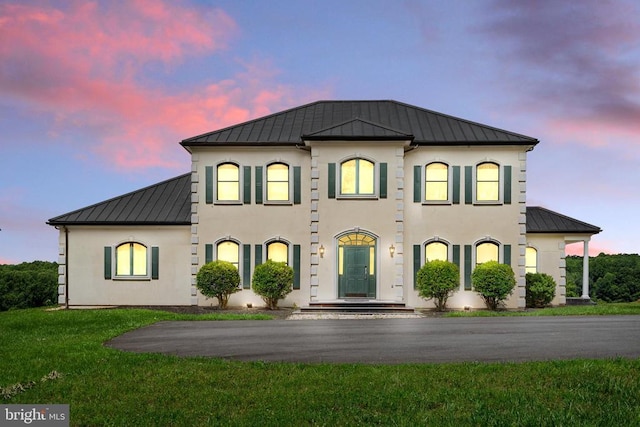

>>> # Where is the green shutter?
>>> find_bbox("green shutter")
[465,166,473,204]
[242,244,251,289]
[328,163,336,198]
[243,166,251,204]
[413,165,421,203]
[452,166,461,204]
[151,246,159,280]
[293,244,301,290]
[453,244,460,270]
[464,245,472,290]
[504,244,512,267]
[104,246,112,279]
[255,166,263,204]
[379,163,387,199]
[205,244,213,264]
[294,166,301,204]
[205,166,213,204]
[255,245,263,267]
[413,244,421,289]
[503,165,512,204]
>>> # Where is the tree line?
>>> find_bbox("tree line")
[0,261,58,311]
[566,253,640,302]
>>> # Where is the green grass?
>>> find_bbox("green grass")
[1,308,639,426]
[444,301,640,317]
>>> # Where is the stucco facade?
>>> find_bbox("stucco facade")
[48,100,601,310]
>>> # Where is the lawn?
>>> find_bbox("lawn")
[1,307,639,426]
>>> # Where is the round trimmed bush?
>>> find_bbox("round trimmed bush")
[471,261,516,310]
[196,261,240,309]
[416,260,460,311]
[525,272,556,308]
[252,260,293,310]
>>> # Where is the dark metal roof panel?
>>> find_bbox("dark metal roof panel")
[526,206,601,234]
[47,174,192,225]
[304,118,413,140]
[181,100,539,146]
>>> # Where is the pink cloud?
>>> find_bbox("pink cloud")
[565,241,616,257]
[0,1,327,171]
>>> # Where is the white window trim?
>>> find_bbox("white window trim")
[214,161,243,205]
[264,161,293,205]
[423,161,452,205]
[474,160,502,205]
[112,241,151,281]
[337,156,378,199]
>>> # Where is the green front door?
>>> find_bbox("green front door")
[339,245,376,298]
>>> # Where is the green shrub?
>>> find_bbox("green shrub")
[252,260,293,310]
[196,261,240,309]
[472,261,516,310]
[416,260,460,311]
[525,273,556,308]
[0,261,58,311]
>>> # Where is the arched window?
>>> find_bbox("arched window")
[266,163,289,201]
[341,158,374,195]
[116,242,147,276]
[267,241,289,264]
[425,162,448,201]
[217,163,240,201]
[526,247,538,274]
[476,241,499,266]
[425,241,448,262]
[217,240,239,269]
[476,162,499,201]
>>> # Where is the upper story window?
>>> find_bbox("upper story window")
[341,158,374,195]
[116,242,147,276]
[425,241,448,262]
[217,163,240,201]
[476,162,499,202]
[266,163,289,202]
[267,241,289,264]
[217,240,239,270]
[526,247,538,274]
[476,241,499,266]
[425,162,448,202]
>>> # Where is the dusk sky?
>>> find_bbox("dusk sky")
[1,0,639,264]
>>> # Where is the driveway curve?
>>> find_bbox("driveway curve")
[106,315,640,364]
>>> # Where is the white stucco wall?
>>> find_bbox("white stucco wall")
[61,226,191,306]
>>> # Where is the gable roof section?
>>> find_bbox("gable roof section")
[181,100,538,147]
[47,174,191,226]
[303,118,413,140]
[526,206,601,234]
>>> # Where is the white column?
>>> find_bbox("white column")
[581,239,590,299]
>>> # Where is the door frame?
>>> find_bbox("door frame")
[335,230,378,299]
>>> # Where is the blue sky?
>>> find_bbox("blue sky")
[1,0,639,263]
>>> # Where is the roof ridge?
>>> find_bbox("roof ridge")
[303,116,413,137]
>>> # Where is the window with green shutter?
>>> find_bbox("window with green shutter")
[328,163,336,199]
[379,163,387,199]
[243,166,251,204]
[294,166,301,204]
[293,245,301,289]
[255,166,263,204]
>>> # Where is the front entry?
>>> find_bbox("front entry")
[338,233,376,298]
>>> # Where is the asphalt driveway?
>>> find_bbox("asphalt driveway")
[106,315,640,364]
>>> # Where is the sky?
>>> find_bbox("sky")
[1,0,639,264]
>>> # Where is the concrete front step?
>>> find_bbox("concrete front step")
[299,300,416,314]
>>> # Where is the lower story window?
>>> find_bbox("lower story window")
[217,240,239,269]
[526,247,538,273]
[116,242,147,276]
[267,241,288,264]
[476,241,499,266]
[425,241,448,262]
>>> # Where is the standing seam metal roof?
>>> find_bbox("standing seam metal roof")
[180,100,539,146]
[526,206,601,234]
[47,174,191,225]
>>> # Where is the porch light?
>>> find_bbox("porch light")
[389,244,395,258]
[319,245,325,258]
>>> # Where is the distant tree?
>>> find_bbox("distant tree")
[472,261,516,310]
[0,261,58,311]
[416,260,459,311]
[566,254,640,302]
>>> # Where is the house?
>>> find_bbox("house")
[47,100,601,309]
